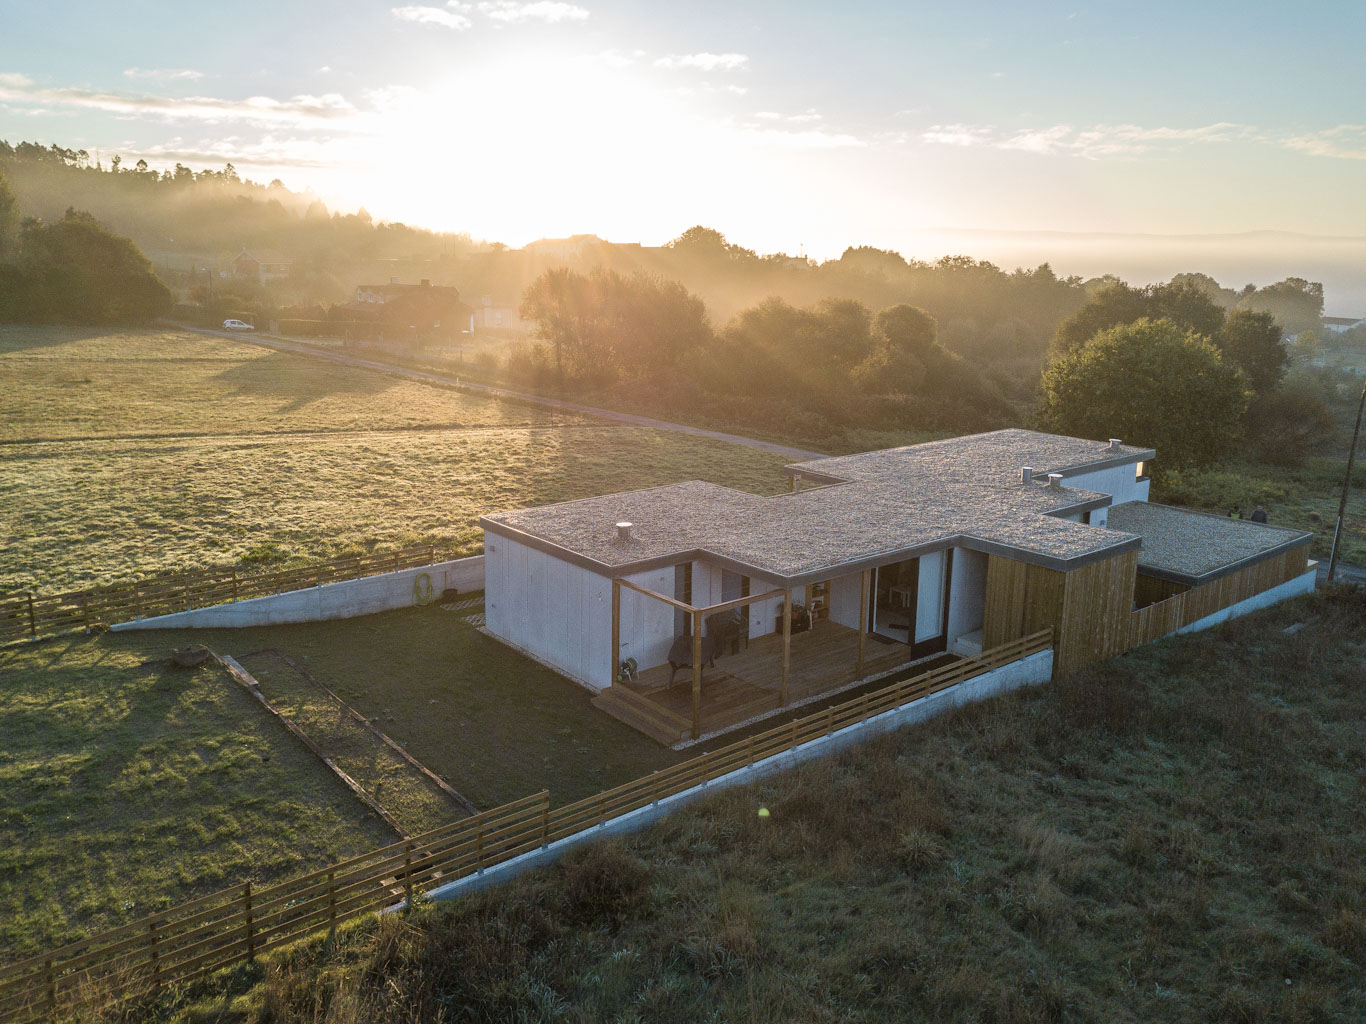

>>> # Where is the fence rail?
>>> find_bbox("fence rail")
[0,628,1051,1024]
[0,546,454,645]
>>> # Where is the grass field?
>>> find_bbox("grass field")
[0,326,791,592]
[0,637,396,964]
[159,586,1366,1024]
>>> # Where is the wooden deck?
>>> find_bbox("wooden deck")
[593,620,934,744]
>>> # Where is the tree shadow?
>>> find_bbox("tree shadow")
[209,350,395,415]
[0,324,128,354]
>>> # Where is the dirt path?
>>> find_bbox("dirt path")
[172,323,825,462]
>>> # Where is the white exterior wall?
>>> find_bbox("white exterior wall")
[485,534,612,690]
[915,550,946,642]
[947,548,987,644]
[829,572,865,630]
[617,566,676,674]
[1064,461,1146,506]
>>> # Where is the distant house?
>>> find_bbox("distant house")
[340,279,470,335]
[481,429,1315,745]
[522,235,603,261]
[468,295,524,333]
[231,249,293,284]
[1321,316,1365,335]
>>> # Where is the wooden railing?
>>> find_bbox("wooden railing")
[0,629,1051,1024]
[0,546,454,645]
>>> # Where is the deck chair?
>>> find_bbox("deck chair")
[667,632,718,686]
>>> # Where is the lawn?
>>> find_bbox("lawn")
[166,585,1366,1024]
[0,326,791,592]
[0,636,395,965]
[0,606,686,964]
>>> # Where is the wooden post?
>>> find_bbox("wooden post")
[610,579,621,687]
[691,609,703,739]
[44,958,55,1017]
[80,592,90,632]
[541,796,550,847]
[856,569,869,678]
[787,474,795,493]
[476,825,486,873]
[403,842,414,908]
[134,582,143,621]
[27,592,36,639]
[327,870,337,938]
[243,880,255,960]
[147,920,161,992]
[231,568,239,603]
[780,590,792,706]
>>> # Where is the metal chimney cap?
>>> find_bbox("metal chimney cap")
[1021,466,1034,484]
[1047,473,1064,489]
[615,521,633,543]
[1108,438,1123,450]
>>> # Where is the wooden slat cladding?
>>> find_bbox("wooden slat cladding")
[985,541,1312,677]
[1135,573,1188,608]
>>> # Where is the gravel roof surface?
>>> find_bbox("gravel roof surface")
[484,429,1151,580]
[1106,501,1312,580]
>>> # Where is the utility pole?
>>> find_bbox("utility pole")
[1327,375,1366,583]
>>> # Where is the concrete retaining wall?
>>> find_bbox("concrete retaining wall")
[111,556,484,630]
[422,648,1053,906]
[1175,567,1316,636]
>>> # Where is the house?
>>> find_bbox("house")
[1321,315,1365,335]
[468,295,524,333]
[480,429,1315,744]
[522,234,603,261]
[341,279,470,335]
[231,249,293,284]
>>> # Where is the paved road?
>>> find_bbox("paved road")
[176,325,825,462]
[1318,560,1366,586]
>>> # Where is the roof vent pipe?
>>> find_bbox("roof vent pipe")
[1021,466,1034,484]
[1047,473,1064,490]
[616,521,633,543]
[1108,438,1123,450]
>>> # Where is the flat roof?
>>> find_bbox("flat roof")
[1106,501,1312,583]
[482,429,1154,584]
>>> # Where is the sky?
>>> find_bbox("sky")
[3,0,1365,306]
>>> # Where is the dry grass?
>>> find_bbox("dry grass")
[0,325,790,592]
[155,586,1366,1024]
[0,639,395,965]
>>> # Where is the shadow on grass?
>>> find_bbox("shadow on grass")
[210,350,396,415]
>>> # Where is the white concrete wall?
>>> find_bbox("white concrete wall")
[1066,461,1145,506]
[617,566,676,673]
[111,556,484,631]
[947,548,987,644]
[422,648,1054,909]
[829,571,864,630]
[1175,568,1316,635]
[485,536,612,689]
[916,550,946,642]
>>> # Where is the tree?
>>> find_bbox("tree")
[1039,318,1250,470]
[875,303,938,358]
[1215,309,1287,394]
[1051,279,1227,355]
[519,267,711,384]
[1051,281,1150,353]
[9,209,172,324]
[1236,277,1323,337]
[0,172,16,260]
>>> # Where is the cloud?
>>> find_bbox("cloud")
[654,52,748,72]
[920,120,1268,159]
[123,68,205,81]
[475,1,589,23]
[391,5,472,30]
[0,74,359,128]
[1282,124,1366,161]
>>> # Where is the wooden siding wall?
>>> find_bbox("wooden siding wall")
[984,541,1312,677]
[1134,573,1188,609]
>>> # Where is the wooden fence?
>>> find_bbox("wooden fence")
[0,629,1051,1024]
[0,546,454,645]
